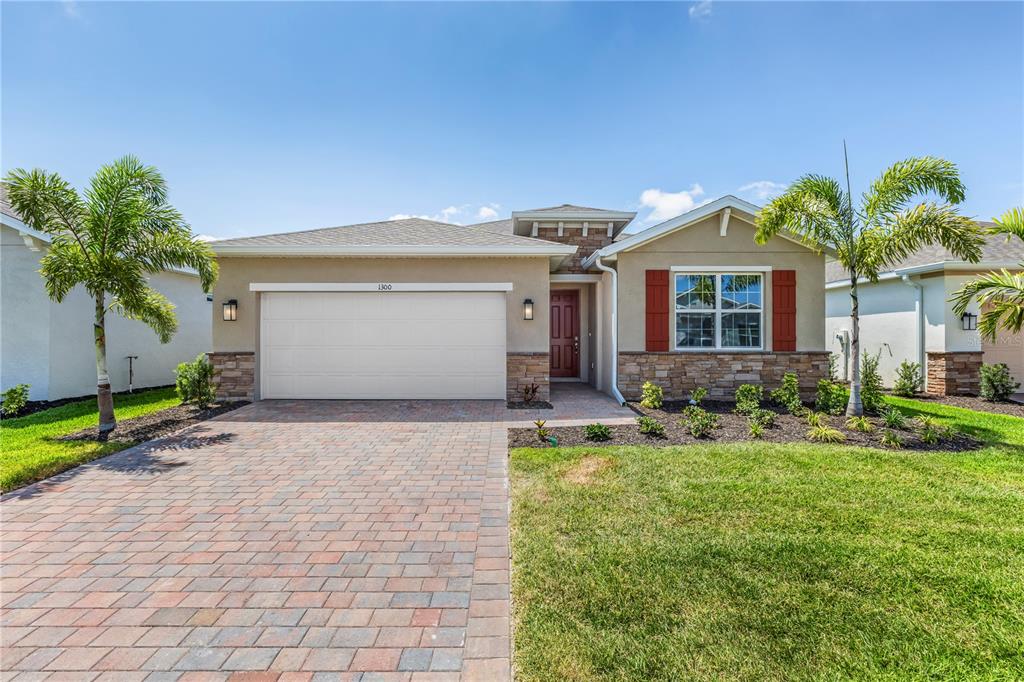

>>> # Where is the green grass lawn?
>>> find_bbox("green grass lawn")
[1,387,180,492]
[510,398,1024,681]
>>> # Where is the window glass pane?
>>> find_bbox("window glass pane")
[676,313,715,348]
[676,274,716,310]
[721,312,761,348]
[721,274,762,310]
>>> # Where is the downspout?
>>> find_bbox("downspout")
[901,274,926,389]
[593,254,627,405]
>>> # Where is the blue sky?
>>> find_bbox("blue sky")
[3,1,1021,239]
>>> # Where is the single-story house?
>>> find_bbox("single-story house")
[825,228,1024,395]
[208,195,830,403]
[1,187,213,401]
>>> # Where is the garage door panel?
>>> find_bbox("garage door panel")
[260,291,507,399]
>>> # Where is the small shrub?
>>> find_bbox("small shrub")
[915,416,946,445]
[734,384,763,415]
[636,415,665,437]
[534,420,551,442]
[979,363,1020,402]
[860,352,885,414]
[749,408,776,429]
[584,423,612,441]
[846,415,873,432]
[828,353,839,382]
[749,421,765,439]
[521,383,540,403]
[770,372,803,414]
[807,424,845,443]
[640,381,664,409]
[681,406,718,438]
[892,361,922,397]
[175,354,216,408]
[689,387,708,406]
[806,411,827,428]
[880,430,904,449]
[880,406,907,430]
[1,383,30,417]
[815,379,849,416]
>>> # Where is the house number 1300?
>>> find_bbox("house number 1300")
[378,283,393,291]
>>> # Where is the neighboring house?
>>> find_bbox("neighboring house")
[209,195,830,403]
[825,229,1024,395]
[0,187,213,401]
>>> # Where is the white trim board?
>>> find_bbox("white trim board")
[671,265,772,272]
[249,282,514,292]
[550,274,603,282]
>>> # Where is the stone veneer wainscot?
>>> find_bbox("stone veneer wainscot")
[507,352,550,402]
[618,351,832,401]
[208,351,255,401]
[926,351,982,396]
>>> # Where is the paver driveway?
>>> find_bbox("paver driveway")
[2,400,512,681]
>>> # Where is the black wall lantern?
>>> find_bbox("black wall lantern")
[223,299,238,322]
[523,298,534,321]
[961,311,978,331]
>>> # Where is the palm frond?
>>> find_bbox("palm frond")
[859,202,984,278]
[4,168,89,242]
[989,206,1024,242]
[952,269,1024,340]
[862,157,967,223]
[110,285,178,343]
[131,228,219,292]
[38,243,89,302]
[754,181,843,253]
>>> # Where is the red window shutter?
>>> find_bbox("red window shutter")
[646,270,670,352]
[772,270,797,351]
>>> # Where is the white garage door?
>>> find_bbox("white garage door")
[259,291,507,399]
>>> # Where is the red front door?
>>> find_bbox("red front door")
[550,290,580,378]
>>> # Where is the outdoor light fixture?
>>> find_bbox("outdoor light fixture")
[961,311,978,331]
[523,298,534,320]
[223,299,238,322]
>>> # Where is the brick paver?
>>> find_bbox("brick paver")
[2,399,514,680]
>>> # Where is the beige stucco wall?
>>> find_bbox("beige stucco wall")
[211,256,551,353]
[616,216,826,352]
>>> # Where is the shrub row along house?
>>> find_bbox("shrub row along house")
[208,195,832,403]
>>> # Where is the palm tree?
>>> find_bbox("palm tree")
[754,148,983,415]
[952,207,1024,340]
[5,156,218,432]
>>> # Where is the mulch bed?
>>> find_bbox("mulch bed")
[60,402,248,443]
[508,400,981,452]
[897,393,1024,418]
[3,385,176,420]
[507,401,554,410]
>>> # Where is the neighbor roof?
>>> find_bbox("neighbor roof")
[469,218,514,235]
[0,183,18,221]
[212,217,576,257]
[824,223,1024,283]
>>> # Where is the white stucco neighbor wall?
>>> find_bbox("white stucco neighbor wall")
[1,226,51,399]
[1,224,213,400]
[941,274,982,352]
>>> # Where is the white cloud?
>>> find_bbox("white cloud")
[195,234,220,242]
[689,0,712,22]
[737,180,787,201]
[389,203,502,225]
[639,184,707,222]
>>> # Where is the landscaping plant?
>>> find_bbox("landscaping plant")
[681,406,718,439]
[815,379,849,415]
[880,405,908,430]
[534,420,550,441]
[806,411,827,428]
[953,207,1024,339]
[175,354,216,408]
[807,424,846,443]
[689,386,708,406]
[860,352,885,414]
[5,158,218,432]
[734,384,763,415]
[521,383,540,404]
[979,363,1020,402]
[749,408,776,429]
[1,384,30,417]
[636,415,665,437]
[892,361,922,397]
[846,415,873,432]
[915,416,946,445]
[584,423,612,442]
[640,381,664,409]
[880,430,904,449]
[755,151,983,415]
[770,372,803,415]
[748,421,765,439]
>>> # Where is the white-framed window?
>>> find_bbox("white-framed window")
[674,272,763,350]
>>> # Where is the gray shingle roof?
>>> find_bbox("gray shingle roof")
[212,217,569,251]
[825,223,1024,282]
[0,183,19,221]
[520,204,622,214]
[469,218,514,235]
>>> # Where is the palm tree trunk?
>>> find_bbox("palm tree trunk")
[94,293,116,432]
[846,279,864,416]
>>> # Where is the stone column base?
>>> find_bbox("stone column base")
[926,351,982,396]
[617,351,832,401]
[208,351,255,401]
[507,352,550,402]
